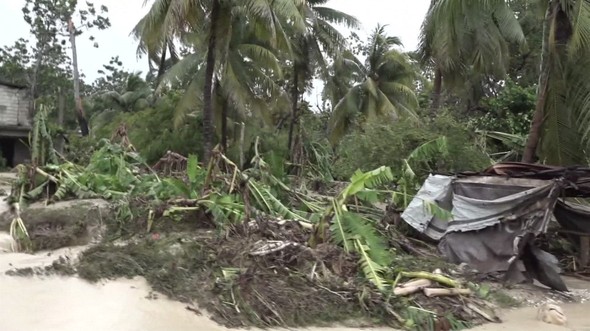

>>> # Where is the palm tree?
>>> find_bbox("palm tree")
[134,0,304,162]
[131,0,193,79]
[327,25,419,145]
[147,1,296,150]
[286,0,360,154]
[97,73,153,113]
[522,0,590,165]
[321,49,363,109]
[418,0,526,112]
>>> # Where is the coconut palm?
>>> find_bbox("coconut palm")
[286,0,360,153]
[522,0,590,165]
[97,73,153,113]
[327,25,419,145]
[418,0,526,112]
[154,3,291,152]
[134,0,304,161]
[321,49,364,109]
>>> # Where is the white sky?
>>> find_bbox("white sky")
[0,0,430,83]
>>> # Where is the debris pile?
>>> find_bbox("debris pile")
[1,112,508,330]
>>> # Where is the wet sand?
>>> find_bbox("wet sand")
[470,303,590,331]
[2,248,590,331]
[0,248,392,331]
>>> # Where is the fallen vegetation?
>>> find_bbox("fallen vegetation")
[3,111,502,330]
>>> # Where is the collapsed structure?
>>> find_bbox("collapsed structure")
[402,162,590,291]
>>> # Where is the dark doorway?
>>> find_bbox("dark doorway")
[0,137,15,167]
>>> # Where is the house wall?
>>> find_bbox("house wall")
[0,85,31,127]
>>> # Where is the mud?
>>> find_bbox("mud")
[472,303,590,331]
[0,241,397,331]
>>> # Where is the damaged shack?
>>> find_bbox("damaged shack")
[402,162,590,292]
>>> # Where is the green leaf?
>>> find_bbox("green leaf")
[187,154,200,184]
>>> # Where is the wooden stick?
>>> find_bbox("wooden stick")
[423,288,471,297]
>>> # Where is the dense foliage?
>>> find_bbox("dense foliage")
[2,0,570,174]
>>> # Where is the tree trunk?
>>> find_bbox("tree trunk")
[29,35,48,116]
[239,122,245,168]
[202,0,221,163]
[67,19,89,136]
[221,96,228,152]
[522,2,554,163]
[430,67,442,113]
[156,39,168,82]
[56,88,65,153]
[288,63,299,153]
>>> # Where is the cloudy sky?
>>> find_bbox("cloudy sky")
[0,0,431,82]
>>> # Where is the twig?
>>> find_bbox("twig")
[316,284,347,301]
[253,289,285,325]
[310,262,317,280]
[249,240,299,256]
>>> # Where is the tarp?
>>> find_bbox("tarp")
[401,173,568,290]
[554,200,590,235]
[402,174,559,241]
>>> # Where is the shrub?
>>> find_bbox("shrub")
[332,113,491,180]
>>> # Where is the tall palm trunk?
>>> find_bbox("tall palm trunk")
[156,39,168,82]
[430,67,442,113]
[522,1,555,163]
[67,19,89,136]
[202,0,221,162]
[29,35,47,117]
[221,102,228,152]
[220,85,228,152]
[288,63,300,153]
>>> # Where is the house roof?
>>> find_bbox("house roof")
[0,80,27,89]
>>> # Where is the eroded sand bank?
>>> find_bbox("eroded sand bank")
[1,249,590,331]
[0,246,393,331]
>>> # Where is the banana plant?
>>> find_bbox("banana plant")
[311,166,395,291]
